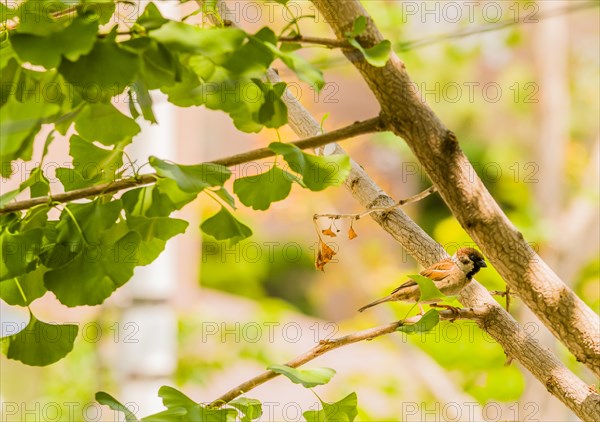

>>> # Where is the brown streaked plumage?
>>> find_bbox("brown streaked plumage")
[358,247,487,312]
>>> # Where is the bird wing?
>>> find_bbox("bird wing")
[390,258,456,294]
[420,258,456,280]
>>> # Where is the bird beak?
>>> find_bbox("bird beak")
[479,260,487,268]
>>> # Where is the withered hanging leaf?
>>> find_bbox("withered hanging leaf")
[316,248,325,271]
[315,241,336,271]
[321,241,336,260]
[322,228,337,237]
[315,240,336,271]
[348,226,358,240]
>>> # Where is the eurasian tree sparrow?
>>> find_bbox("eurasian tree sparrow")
[358,247,487,312]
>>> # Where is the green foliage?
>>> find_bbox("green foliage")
[0,96,60,170]
[0,167,50,207]
[56,135,124,190]
[0,0,351,362]
[98,386,263,422]
[268,364,336,388]
[229,398,263,422]
[303,392,358,422]
[150,156,231,194]
[347,39,392,68]
[396,309,440,334]
[10,14,98,68]
[1,311,78,366]
[0,227,43,280]
[96,381,357,420]
[269,143,351,191]
[349,16,367,37]
[59,35,141,101]
[95,392,139,422]
[44,230,141,306]
[253,80,289,128]
[126,216,189,266]
[74,103,140,145]
[136,3,169,31]
[200,207,253,246]
[0,0,330,184]
[0,266,47,306]
[122,178,198,218]
[345,16,391,67]
[233,166,294,210]
[409,273,446,302]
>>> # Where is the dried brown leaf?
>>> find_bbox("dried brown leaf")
[321,241,336,261]
[322,228,337,237]
[315,240,336,271]
[348,226,358,240]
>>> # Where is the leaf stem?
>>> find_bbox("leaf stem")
[13,278,28,303]
[60,205,90,247]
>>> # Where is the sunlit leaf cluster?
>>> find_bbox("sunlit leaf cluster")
[98,364,358,421]
[0,0,353,366]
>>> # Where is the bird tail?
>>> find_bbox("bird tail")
[358,295,393,312]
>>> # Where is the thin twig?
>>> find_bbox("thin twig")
[489,289,518,298]
[209,306,491,407]
[1,117,384,215]
[490,287,516,313]
[313,185,437,221]
[278,35,351,49]
[398,1,598,52]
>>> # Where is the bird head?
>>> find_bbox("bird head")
[453,247,487,279]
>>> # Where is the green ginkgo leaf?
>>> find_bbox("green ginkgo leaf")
[269,143,350,191]
[303,392,358,422]
[409,274,446,302]
[268,364,336,388]
[150,156,231,193]
[2,311,78,366]
[200,207,252,246]
[96,392,139,422]
[397,309,440,334]
[233,166,294,210]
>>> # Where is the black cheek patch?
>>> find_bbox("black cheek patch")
[466,265,481,280]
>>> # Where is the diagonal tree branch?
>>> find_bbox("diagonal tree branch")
[210,307,491,407]
[312,0,599,378]
[0,117,383,215]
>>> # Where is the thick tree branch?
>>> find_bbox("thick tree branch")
[0,117,383,215]
[210,307,490,407]
[312,0,600,378]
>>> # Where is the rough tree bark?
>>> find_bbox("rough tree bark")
[311,0,600,377]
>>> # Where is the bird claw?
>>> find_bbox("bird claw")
[430,303,461,321]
